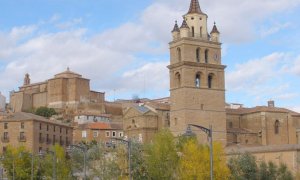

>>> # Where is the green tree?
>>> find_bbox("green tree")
[130,141,148,180]
[35,107,57,118]
[228,153,258,180]
[0,146,40,180]
[41,144,71,180]
[277,163,293,180]
[179,139,230,180]
[145,129,179,180]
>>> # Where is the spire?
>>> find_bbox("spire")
[210,22,220,34]
[180,19,189,29]
[187,0,203,14]
[172,21,180,32]
[24,73,30,86]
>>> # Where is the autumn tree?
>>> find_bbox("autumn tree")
[179,139,230,180]
[145,129,179,180]
[41,144,72,180]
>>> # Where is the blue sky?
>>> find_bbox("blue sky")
[1,0,300,111]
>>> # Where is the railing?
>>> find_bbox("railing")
[173,32,210,41]
[1,136,9,143]
[18,136,27,142]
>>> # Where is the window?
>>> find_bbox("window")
[47,125,49,131]
[195,74,201,88]
[39,133,42,142]
[3,146,7,153]
[53,126,56,132]
[275,120,280,134]
[21,122,25,129]
[39,147,42,153]
[66,129,68,135]
[93,131,99,138]
[82,131,87,138]
[229,122,233,128]
[60,128,62,133]
[3,132,8,140]
[174,118,178,126]
[46,134,49,142]
[20,132,25,139]
[39,123,42,130]
[177,48,182,62]
[4,123,8,129]
[205,49,209,63]
[200,27,203,37]
[196,48,200,62]
[208,74,213,89]
[106,131,110,137]
[119,132,124,137]
[112,131,116,137]
[175,72,181,88]
[191,26,195,37]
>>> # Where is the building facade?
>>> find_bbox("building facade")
[10,68,105,114]
[0,112,73,154]
[0,92,5,112]
[73,122,123,145]
[168,0,226,144]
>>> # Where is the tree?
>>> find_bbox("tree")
[41,144,72,180]
[229,153,294,180]
[178,139,230,180]
[35,107,57,118]
[144,129,179,180]
[228,153,258,180]
[130,141,148,180]
[0,146,41,180]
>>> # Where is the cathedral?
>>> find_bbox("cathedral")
[6,0,300,174]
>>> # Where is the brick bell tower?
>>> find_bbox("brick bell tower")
[168,0,226,144]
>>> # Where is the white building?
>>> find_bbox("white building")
[0,92,6,112]
[74,113,111,124]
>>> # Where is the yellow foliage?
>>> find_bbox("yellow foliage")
[179,140,230,180]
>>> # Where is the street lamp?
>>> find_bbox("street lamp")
[184,124,214,180]
[67,144,88,180]
[39,150,56,180]
[111,138,132,180]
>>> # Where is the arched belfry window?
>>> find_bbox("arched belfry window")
[208,74,214,89]
[200,27,203,37]
[205,49,209,63]
[195,73,201,88]
[196,48,200,62]
[275,120,280,134]
[177,48,182,62]
[175,72,181,88]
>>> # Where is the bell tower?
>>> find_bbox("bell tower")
[168,0,226,144]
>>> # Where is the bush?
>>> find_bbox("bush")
[35,107,57,118]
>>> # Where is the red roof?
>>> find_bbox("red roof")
[88,122,110,130]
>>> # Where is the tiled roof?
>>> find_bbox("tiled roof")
[210,22,220,34]
[226,106,300,115]
[134,106,150,114]
[172,21,180,32]
[88,122,110,130]
[180,19,189,29]
[187,0,203,14]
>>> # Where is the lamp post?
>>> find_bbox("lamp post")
[111,138,132,180]
[67,144,88,180]
[184,124,214,180]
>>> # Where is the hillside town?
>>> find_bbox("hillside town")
[1,0,300,179]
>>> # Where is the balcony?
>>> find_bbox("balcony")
[18,136,27,142]
[1,136,9,143]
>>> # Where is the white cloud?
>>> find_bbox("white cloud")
[226,53,286,91]
[260,22,291,37]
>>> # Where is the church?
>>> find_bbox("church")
[6,0,300,174]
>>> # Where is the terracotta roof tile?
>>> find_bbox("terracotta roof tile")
[187,0,203,14]
[210,22,220,34]
[88,122,110,130]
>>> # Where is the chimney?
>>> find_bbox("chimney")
[268,100,275,108]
